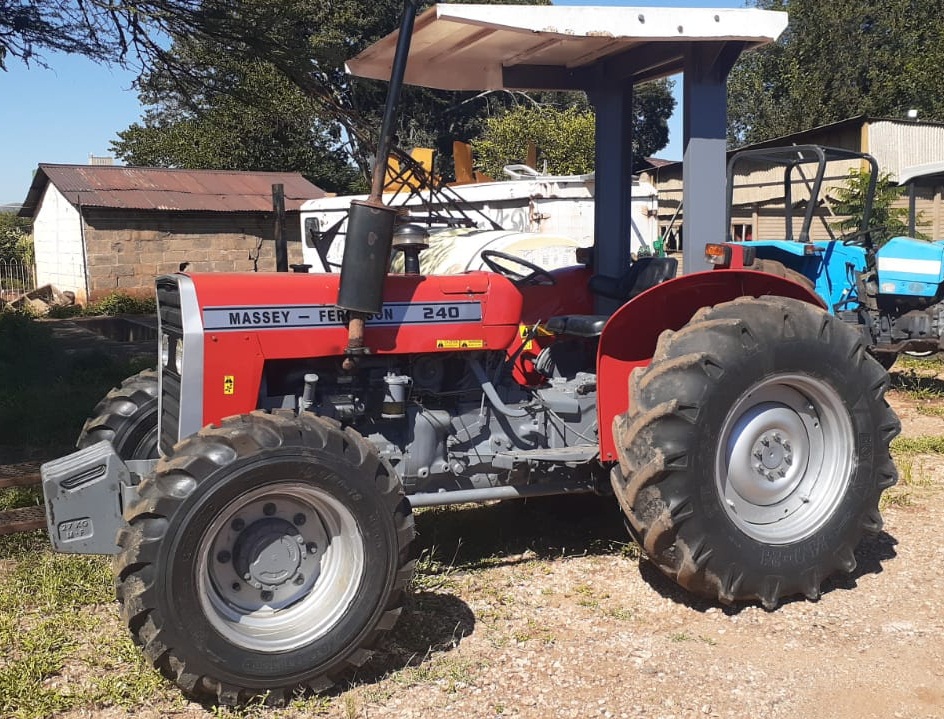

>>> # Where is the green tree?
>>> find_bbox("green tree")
[0,212,32,261]
[111,0,549,191]
[112,51,363,193]
[830,169,914,244]
[728,0,944,145]
[473,80,675,177]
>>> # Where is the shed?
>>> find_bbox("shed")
[18,165,326,304]
[647,116,944,246]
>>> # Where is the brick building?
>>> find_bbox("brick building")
[18,165,326,304]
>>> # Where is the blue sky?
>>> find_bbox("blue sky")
[0,0,748,206]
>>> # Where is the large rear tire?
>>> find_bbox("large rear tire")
[750,258,816,293]
[612,296,900,608]
[114,410,415,703]
[77,369,159,459]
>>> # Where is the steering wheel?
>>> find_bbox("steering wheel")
[480,249,556,286]
[841,227,885,247]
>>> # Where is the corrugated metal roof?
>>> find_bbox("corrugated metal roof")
[19,164,326,217]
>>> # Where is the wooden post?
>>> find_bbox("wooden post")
[273,184,287,272]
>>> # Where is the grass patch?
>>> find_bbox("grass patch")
[890,435,944,455]
[0,540,177,718]
[884,435,942,510]
[890,364,944,401]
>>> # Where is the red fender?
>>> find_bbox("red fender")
[596,269,826,461]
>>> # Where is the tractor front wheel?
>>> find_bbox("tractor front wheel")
[612,296,900,608]
[77,368,159,459]
[114,411,415,703]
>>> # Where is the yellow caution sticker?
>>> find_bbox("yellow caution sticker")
[519,325,534,351]
[436,339,485,349]
[223,375,235,395]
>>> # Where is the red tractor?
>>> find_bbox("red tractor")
[41,3,898,705]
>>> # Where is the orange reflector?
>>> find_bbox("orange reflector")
[705,244,732,266]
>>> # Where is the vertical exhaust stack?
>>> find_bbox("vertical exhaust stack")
[337,0,419,369]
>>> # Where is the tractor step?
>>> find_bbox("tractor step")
[0,505,46,536]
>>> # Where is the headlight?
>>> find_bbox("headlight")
[175,338,184,373]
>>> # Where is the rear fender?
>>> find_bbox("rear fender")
[596,269,825,460]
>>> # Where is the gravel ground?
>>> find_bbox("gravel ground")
[46,387,944,719]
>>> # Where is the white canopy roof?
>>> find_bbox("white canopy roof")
[346,4,788,91]
[899,161,944,186]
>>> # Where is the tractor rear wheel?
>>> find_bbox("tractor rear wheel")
[612,296,900,608]
[77,369,159,459]
[750,258,816,292]
[114,410,415,703]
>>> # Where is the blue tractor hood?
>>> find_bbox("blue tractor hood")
[876,237,944,298]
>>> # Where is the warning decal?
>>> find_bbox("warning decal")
[436,339,485,349]
[223,375,235,395]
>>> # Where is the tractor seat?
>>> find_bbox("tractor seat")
[543,314,608,338]
[588,256,678,302]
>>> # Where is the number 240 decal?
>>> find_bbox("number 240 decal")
[422,305,461,320]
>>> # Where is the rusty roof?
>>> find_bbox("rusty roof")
[19,164,326,217]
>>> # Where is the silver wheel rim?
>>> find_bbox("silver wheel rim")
[715,373,855,544]
[196,481,365,652]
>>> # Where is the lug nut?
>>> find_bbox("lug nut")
[216,550,231,564]
[231,518,245,531]
[293,513,306,526]
[307,542,318,554]
[294,574,305,586]
[263,502,277,516]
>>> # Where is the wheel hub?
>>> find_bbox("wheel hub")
[232,518,307,590]
[727,401,809,507]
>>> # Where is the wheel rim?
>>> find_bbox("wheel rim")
[715,373,855,544]
[196,481,365,652]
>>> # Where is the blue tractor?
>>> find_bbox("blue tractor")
[716,144,944,368]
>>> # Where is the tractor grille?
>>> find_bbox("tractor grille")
[157,277,183,455]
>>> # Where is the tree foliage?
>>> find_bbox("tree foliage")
[473,81,675,178]
[728,0,944,145]
[107,0,548,192]
[111,50,364,193]
[830,169,913,243]
[0,212,32,261]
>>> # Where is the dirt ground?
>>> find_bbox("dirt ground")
[38,382,942,719]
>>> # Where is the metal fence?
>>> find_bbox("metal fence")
[0,258,36,301]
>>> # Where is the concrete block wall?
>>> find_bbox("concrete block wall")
[83,210,305,301]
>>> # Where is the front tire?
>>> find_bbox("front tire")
[612,296,900,608]
[114,410,415,703]
[77,368,159,459]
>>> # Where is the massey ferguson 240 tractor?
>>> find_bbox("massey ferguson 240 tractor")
[40,3,899,705]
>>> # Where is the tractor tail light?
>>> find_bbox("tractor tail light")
[705,243,732,267]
